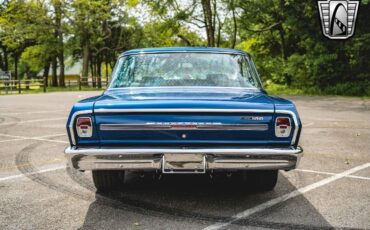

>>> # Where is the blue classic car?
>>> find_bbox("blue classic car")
[65,47,303,191]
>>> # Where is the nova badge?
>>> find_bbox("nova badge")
[241,116,264,121]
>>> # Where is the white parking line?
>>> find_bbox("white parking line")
[0,165,66,182]
[347,175,370,181]
[203,163,370,230]
[303,122,314,127]
[0,110,66,116]
[296,168,370,181]
[296,168,335,176]
[0,117,65,126]
[0,138,23,143]
[36,133,66,139]
[0,133,68,144]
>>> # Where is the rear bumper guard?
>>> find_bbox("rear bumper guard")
[65,146,303,172]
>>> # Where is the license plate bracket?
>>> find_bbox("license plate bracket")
[162,154,206,174]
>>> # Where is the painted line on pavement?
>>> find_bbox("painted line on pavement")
[0,110,66,116]
[296,168,370,181]
[203,163,370,230]
[0,138,23,143]
[0,133,68,144]
[35,133,66,138]
[0,165,66,182]
[303,122,314,127]
[0,117,65,126]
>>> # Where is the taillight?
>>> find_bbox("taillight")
[275,117,291,137]
[76,117,93,137]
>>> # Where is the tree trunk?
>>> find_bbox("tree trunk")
[231,0,237,48]
[216,14,222,47]
[58,49,65,87]
[14,53,18,80]
[43,61,50,87]
[105,51,109,84]
[14,52,20,93]
[97,55,102,88]
[81,42,89,86]
[4,49,8,71]
[55,0,65,87]
[278,25,291,86]
[212,0,217,45]
[177,35,192,46]
[90,55,96,88]
[51,56,58,87]
[94,61,98,88]
[25,66,31,90]
[0,52,3,71]
[201,0,215,47]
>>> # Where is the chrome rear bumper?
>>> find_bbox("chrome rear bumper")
[65,146,303,172]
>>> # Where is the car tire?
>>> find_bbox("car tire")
[243,170,278,191]
[92,170,125,192]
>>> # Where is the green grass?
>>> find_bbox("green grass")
[0,86,105,95]
[265,82,370,98]
[265,83,305,96]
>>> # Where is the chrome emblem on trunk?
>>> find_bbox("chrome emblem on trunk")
[148,122,221,130]
[241,116,264,121]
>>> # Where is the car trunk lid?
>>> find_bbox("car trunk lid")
[93,88,288,147]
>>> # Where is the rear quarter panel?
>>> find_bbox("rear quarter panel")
[66,96,101,146]
[269,96,302,147]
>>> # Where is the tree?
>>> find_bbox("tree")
[0,0,368,96]
[52,0,66,87]
[0,0,55,86]
[146,0,234,47]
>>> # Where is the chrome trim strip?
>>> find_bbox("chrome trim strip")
[94,108,274,113]
[100,123,269,131]
[65,146,302,156]
[68,110,93,145]
[275,110,299,145]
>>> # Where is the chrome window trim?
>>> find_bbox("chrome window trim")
[119,50,246,58]
[275,110,299,145]
[94,108,274,113]
[110,51,257,90]
[68,110,93,145]
[100,123,269,131]
[107,86,259,90]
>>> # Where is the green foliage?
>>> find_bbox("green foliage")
[266,82,370,97]
[237,0,370,96]
[0,0,52,50]
[19,45,49,77]
[0,0,369,96]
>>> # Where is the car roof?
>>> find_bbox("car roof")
[120,47,249,57]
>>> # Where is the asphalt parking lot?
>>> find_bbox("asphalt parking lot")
[0,91,369,230]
